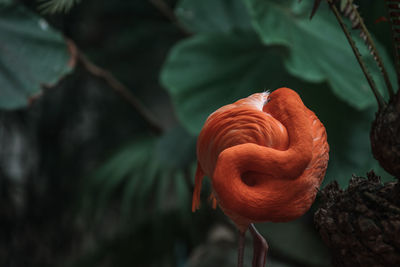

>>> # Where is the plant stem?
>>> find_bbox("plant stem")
[67,40,164,135]
[328,1,386,109]
[350,2,395,98]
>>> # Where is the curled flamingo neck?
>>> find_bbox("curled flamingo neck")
[211,88,318,228]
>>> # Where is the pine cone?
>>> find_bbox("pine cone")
[314,171,400,266]
[370,92,400,178]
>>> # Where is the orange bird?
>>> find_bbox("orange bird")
[192,88,329,267]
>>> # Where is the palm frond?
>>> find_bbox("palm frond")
[37,0,81,14]
[83,127,196,226]
[309,0,394,101]
[338,0,394,98]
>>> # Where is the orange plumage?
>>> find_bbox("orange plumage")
[192,87,329,232]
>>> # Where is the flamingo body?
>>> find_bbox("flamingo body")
[192,88,329,232]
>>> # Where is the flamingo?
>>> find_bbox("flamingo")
[191,87,329,267]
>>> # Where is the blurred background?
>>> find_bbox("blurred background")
[0,0,397,266]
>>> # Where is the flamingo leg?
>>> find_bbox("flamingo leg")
[249,223,268,267]
[238,230,245,267]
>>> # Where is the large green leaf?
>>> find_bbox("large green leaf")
[0,4,73,109]
[242,0,395,109]
[161,31,289,135]
[175,0,252,34]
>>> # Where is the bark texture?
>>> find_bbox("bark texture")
[370,91,400,178]
[314,171,400,266]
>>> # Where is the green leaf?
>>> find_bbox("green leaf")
[161,31,289,135]
[242,0,395,109]
[175,0,252,34]
[0,4,73,109]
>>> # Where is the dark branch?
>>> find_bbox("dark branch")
[66,39,164,135]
